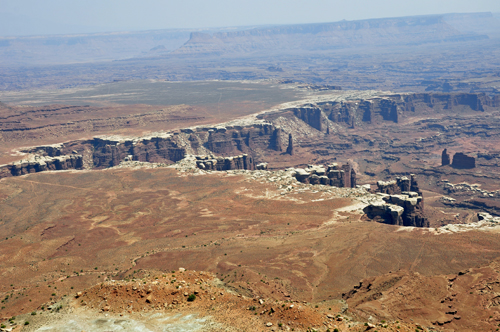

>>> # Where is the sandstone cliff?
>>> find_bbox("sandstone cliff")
[6,122,286,179]
[262,92,497,135]
[0,154,83,178]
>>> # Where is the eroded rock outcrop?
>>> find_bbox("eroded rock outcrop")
[364,191,428,227]
[376,175,420,195]
[365,175,427,227]
[292,163,356,188]
[195,154,254,171]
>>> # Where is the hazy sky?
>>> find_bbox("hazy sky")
[1,0,499,36]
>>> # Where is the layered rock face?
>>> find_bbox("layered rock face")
[195,154,254,171]
[28,136,187,169]
[292,163,356,188]
[264,93,498,132]
[452,152,476,169]
[365,175,427,227]
[9,122,288,179]
[0,154,83,178]
[293,107,323,131]
[203,124,284,155]
[401,93,490,112]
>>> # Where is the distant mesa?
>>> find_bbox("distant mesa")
[171,15,489,57]
[267,66,283,72]
[441,149,476,169]
[452,152,476,169]
[148,45,169,53]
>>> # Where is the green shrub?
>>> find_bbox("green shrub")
[187,294,196,302]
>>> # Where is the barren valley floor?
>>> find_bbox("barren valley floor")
[0,80,499,331]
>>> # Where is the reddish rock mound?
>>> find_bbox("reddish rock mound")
[76,269,331,332]
[344,261,500,331]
